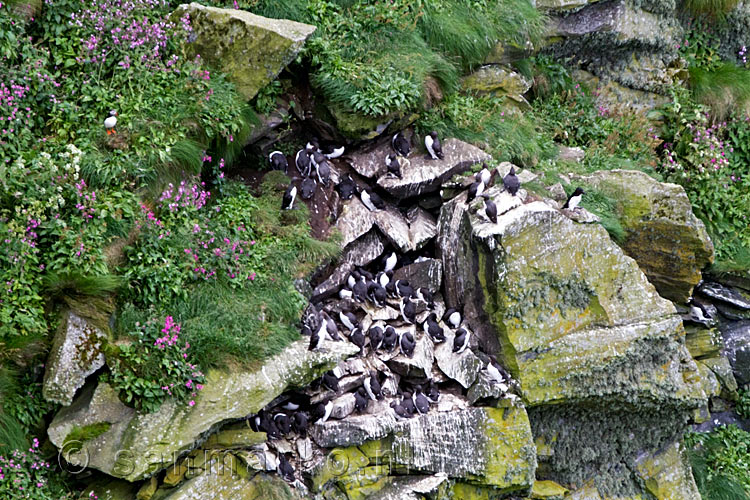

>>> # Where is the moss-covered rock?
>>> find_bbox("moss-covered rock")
[317,406,535,493]
[172,3,315,101]
[634,441,700,500]
[161,467,300,500]
[48,339,358,481]
[575,170,714,303]
[43,308,109,406]
[462,66,532,97]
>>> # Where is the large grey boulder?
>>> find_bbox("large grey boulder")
[312,230,384,301]
[48,340,358,481]
[377,139,491,199]
[334,196,376,248]
[719,320,750,386]
[576,170,714,303]
[393,259,443,295]
[173,3,316,101]
[43,310,108,406]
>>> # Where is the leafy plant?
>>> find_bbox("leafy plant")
[737,389,750,419]
[104,316,205,413]
[0,439,74,499]
[686,426,750,497]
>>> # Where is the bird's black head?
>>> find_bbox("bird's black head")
[509,167,516,175]
[572,187,585,196]
[429,131,438,138]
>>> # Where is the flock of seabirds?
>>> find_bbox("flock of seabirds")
[246,130,589,484]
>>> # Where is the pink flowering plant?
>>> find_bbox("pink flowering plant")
[104,316,205,413]
[0,438,72,499]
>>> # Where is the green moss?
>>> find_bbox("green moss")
[63,422,111,447]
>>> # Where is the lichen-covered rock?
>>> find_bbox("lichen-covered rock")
[82,480,138,500]
[433,331,483,388]
[161,466,301,500]
[173,3,315,101]
[48,340,358,481]
[575,170,714,302]
[698,281,750,310]
[334,196,377,249]
[315,407,534,493]
[407,206,438,250]
[684,325,722,360]
[634,441,700,500]
[386,332,434,378]
[532,480,569,499]
[43,309,108,406]
[462,65,532,97]
[377,139,491,199]
[439,198,707,409]
[572,70,669,116]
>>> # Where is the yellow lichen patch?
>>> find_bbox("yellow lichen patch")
[634,441,701,500]
[312,446,370,492]
[482,407,537,490]
[532,479,569,499]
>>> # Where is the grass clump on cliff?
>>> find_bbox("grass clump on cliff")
[689,63,750,121]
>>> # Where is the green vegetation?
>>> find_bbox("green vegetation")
[686,426,750,499]
[0,438,74,499]
[418,93,555,166]
[737,389,750,419]
[62,423,111,447]
[681,0,740,18]
[212,0,545,120]
[689,63,750,120]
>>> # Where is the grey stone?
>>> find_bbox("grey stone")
[564,207,601,223]
[48,340,358,481]
[334,196,376,248]
[433,330,483,389]
[467,371,506,405]
[331,393,356,420]
[558,145,585,163]
[377,139,491,199]
[43,310,107,406]
[387,332,434,378]
[406,206,438,250]
[718,321,750,385]
[699,282,750,310]
[373,205,412,253]
[310,411,398,448]
[393,259,443,295]
[312,231,384,301]
[547,183,568,203]
[173,3,316,101]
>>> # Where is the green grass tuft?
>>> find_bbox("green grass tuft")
[689,443,750,500]
[43,272,123,298]
[681,0,739,18]
[689,63,750,121]
[62,423,111,448]
[571,185,627,243]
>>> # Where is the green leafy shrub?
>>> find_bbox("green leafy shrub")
[686,426,750,497]
[681,0,740,18]
[104,316,205,413]
[737,389,750,419]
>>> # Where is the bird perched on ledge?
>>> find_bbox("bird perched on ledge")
[104,110,118,135]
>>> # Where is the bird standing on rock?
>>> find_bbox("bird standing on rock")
[425,131,444,160]
[423,313,445,343]
[443,308,462,329]
[483,195,498,224]
[312,152,331,186]
[361,188,385,212]
[292,411,309,435]
[453,327,470,354]
[400,297,416,324]
[321,370,340,392]
[339,311,358,331]
[295,149,311,177]
[413,386,430,414]
[311,399,333,423]
[367,281,387,307]
[269,151,288,173]
[277,453,295,483]
[336,175,357,200]
[350,327,366,355]
[563,187,585,210]
[467,179,485,203]
[477,164,492,186]
[400,330,416,357]
[383,326,398,352]
[392,131,411,157]
[368,326,384,351]
[300,178,316,200]
[104,110,117,135]
[354,387,369,414]
[503,167,520,196]
[281,184,297,210]
[364,371,383,401]
[385,154,402,178]
[383,251,398,273]
[274,413,292,435]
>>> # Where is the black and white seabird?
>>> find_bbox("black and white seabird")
[483,196,497,224]
[376,271,391,288]
[401,392,416,416]
[425,380,440,403]
[350,327,366,355]
[339,288,353,300]
[391,401,411,420]
[322,369,340,392]
[382,326,398,352]
[563,187,585,210]
[467,180,485,203]
[347,271,360,290]
[396,280,414,299]
[352,276,369,303]
[295,149,312,176]
[104,110,118,135]
[292,411,309,435]
[274,413,292,435]
[383,251,398,273]
[336,175,357,200]
[339,311,358,331]
[361,188,384,212]
[400,297,416,324]
[300,178,316,200]
[367,282,387,308]
[354,387,369,414]
[415,288,434,309]
[392,131,411,157]
[306,138,320,152]
[385,154,402,178]
[364,371,383,401]
[503,167,520,196]
[687,297,712,323]
[269,151,289,173]
[413,386,430,414]
[453,327,470,354]
[321,311,341,341]
[311,399,334,423]
[323,144,345,159]
[281,184,297,210]
[281,392,309,411]
[477,164,491,186]
[277,453,295,483]
[425,131,444,160]
[443,308,462,329]
[400,330,416,357]
[308,325,325,351]
[368,326,384,352]
[486,355,512,388]
[313,153,331,186]
[423,313,445,343]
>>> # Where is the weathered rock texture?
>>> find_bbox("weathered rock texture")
[43,309,108,406]
[312,407,535,495]
[48,340,358,481]
[173,3,315,100]
[576,169,714,302]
